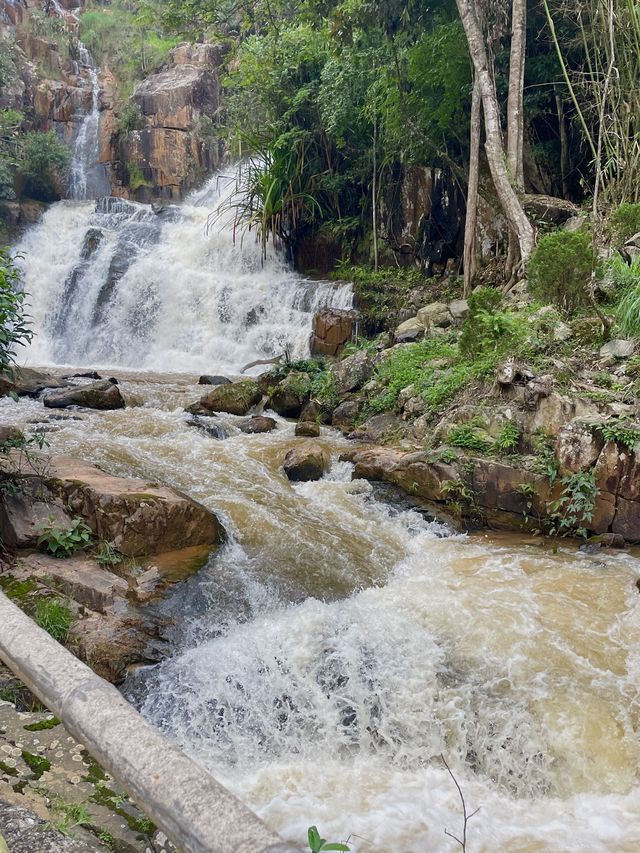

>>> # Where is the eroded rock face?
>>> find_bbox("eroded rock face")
[0,801,101,853]
[311,309,354,356]
[283,441,329,481]
[269,373,311,418]
[43,380,125,410]
[194,379,261,416]
[45,455,225,556]
[331,350,373,394]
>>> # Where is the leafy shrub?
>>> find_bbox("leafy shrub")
[0,248,32,372]
[33,597,74,642]
[127,162,150,191]
[37,517,93,558]
[94,539,124,568]
[527,230,594,312]
[496,420,520,452]
[593,418,640,450]
[459,287,503,356]
[19,131,69,201]
[614,258,640,338]
[447,423,493,454]
[610,203,640,248]
[548,470,599,538]
[117,102,144,137]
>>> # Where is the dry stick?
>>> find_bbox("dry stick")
[441,755,480,852]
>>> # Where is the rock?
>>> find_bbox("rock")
[198,374,231,386]
[397,384,417,410]
[300,399,332,424]
[599,532,625,548]
[295,421,320,437]
[269,372,311,418]
[18,553,129,614]
[448,299,469,321]
[0,490,71,549]
[63,371,102,380]
[43,379,125,411]
[331,350,374,394]
[0,802,100,853]
[44,455,225,557]
[555,420,603,473]
[0,368,67,398]
[332,400,361,433]
[600,339,635,359]
[0,425,24,443]
[496,359,533,386]
[185,414,231,440]
[283,441,329,482]
[238,415,276,434]
[524,374,554,409]
[524,391,597,437]
[195,379,261,416]
[416,302,451,328]
[394,317,425,342]
[349,413,404,442]
[311,308,355,356]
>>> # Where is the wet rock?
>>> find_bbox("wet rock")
[300,399,332,425]
[332,400,361,433]
[269,373,311,418]
[417,301,451,328]
[600,339,635,359]
[185,414,231,440]
[63,371,102,380]
[80,227,103,260]
[198,374,231,386]
[44,455,225,557]
[194,379,261,416]
[599,532,625,548]
[43,380,125,411]
[18,553,129,613]
[331,350,373,394]
[238,415,276,434]
[0,368,68,398]
[295,421,320,437]
[311,309,354,357]
[0,425,24,443]
[283,441,329,482]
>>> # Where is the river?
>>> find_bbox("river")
[3,169,640,850]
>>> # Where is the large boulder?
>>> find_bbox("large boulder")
[44,455,225,556]
[238,415,277,434]
[331,350,374,394]
[198,374,231,386]
[43,380,125,410]
[416,301,451,328]
[269,372,311,418]
[195,379,261,415]
[600,339,635,360]
[394,317,424,342]
[295,421,320,437]
[311,309,354,356]
[283,441,329,482]
[332,400,361,433]
[0,367,68,398]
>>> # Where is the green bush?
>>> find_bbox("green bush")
[610,203,640,249]
[527,230,594,312]
[117,101,144,137]
[459,287,504,356]
[0,248,32,372]
[613,257,640,338]
[18,130,69,201]
[37,517,93,558]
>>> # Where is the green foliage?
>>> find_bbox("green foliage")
[117,101,144,137]
[447,423,493,454]
[496,420,520,452]
[527,231,595,312]
[0,110,23,200]
[458,288,502,357]
[126,162,150,191]
[33,598,74,642]
[37,517,93,558]
[19,131,70,201]
[548,470,599,538]
[0,428,48,498]
[21,749,51,778]
[593,418,640,450]
[0,249,32,373]
[610,203,640,248]
[614,258,640,338]
[94,539,124,568]
[530,429,559,482]
[51,798,92,836]
[307,826,349,853]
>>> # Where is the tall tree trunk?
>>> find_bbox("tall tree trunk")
[555,89,570,198]
[455,0,535,263]
[372,114,378,272]
[463,76,481,297]
[507,0,526,191]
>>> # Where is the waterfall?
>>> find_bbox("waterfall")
[68,44,110,200]
[15,173,353,372]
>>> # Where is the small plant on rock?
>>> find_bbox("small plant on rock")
[37,517,93,558]
[94,539,124,568]
[307,825,349,853]
[33,597,74,642]
[593,418,640,450]
[548,470,599,538]
[447,423,493,454]
[496,421,520,452]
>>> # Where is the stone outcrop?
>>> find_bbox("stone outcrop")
[238,415,276,434]
[283,441,329,481]
[107,43,226,200]
[330,350,373,394]
[310,309,355,356]
[192,379,262,416]
[42,379,125,410]
[295,421,320,437]
[269,372,311,418]
[0,368,67,398]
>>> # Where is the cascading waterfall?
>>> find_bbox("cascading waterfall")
[15,173,353,372]
[68,44,110,201]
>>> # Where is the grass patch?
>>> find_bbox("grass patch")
[33,598,74,642]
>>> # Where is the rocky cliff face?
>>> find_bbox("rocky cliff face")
[104,43,226,201]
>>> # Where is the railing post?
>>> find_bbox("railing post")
[0,591,301,853]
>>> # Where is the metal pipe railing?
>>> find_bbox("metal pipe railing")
[0,591,301,853]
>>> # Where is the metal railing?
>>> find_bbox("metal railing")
[0,591,301,853]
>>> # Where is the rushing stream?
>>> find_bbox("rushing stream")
[4,161,640,849]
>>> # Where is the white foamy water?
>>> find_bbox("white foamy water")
[1,376,639,852]
[68,45,110,200]
[15,174,352,372]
